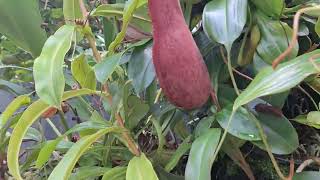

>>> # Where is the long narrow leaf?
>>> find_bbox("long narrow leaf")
[7,89,95,180]
[33,25,75,107]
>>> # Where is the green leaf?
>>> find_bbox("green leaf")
[165,136,191,172]
[234,50,320,110]
[94,53,122,83]
[127,42,155,94]
[36,139,61,168]
[0,80,29,95]
[63,0,83,23]
[250,0,284,17]
[216,105,261,141]
[185,129,221,180]
[203,0,248,50]
[0,95,30,129]
[24,127,42,142]
[71,54,97,90]
[36,120,108,168]
[0,0,47,57]
[92,4,151,32]
[293,171,320,180]
[293,111,320,129]
[7,89,95,180]
[33,25,75,108]
[315,17,320,37]
[48,127,123,180]
[255,13,299,64]
[70,166,110,180]
[125,95,149,129]
[102,166,127,180]
[155,166,185,180]
[126,153,159,180]
[252,110,299,154]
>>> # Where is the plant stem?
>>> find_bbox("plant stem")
[58,110,69,134]
[46,118,62,136]
[247,111,288,180]
[79,0,141,156]
[211,111,236,165]
[227,48,240,95]
[272,5,320,69]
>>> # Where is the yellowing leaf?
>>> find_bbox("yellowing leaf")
[126,153,159,180]
[33,25,75,108]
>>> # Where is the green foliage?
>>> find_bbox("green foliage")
[0,0,47,57]
[1,1,320,180]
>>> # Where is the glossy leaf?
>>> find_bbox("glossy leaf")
[0,95,30,129]
[185,129,221,180]
[102,166,127,180]
[48,127,123,180]
[94,53,122,83]
[127,42,155,94]
[255,13,299,64]
[250,0,284,17]
[0,0,47,57]
[126,153,159,180]
[7,89,95,180]
[71,54,97,90]
[203,0,248,50]
[216,105,261,141]
[250,109,299,154]
[293,171,320,180]
[234,50,320,110]
[33,25,75,107]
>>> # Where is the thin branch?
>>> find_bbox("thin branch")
[272,5,320,69]
[79,0,140,156]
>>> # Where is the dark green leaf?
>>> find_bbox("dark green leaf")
[127,42,155,94]
[250,0,284,17]
[94,53,122,83]
[125,95,149,129]
[185,129,221,180]
[216,105,261,141]
[256,13,299,64]
[0,0,47,57]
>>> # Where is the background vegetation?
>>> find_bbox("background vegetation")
[0,0,320,179]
